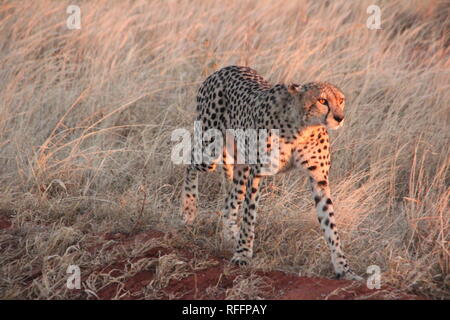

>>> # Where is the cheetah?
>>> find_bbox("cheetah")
[181,65,362,280]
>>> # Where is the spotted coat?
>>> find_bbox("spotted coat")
[181,65,361,280]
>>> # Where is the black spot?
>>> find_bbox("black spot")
[317,180,327,186]
[326,198,332,205]
[314,196,321,205]
[308,165,317,171]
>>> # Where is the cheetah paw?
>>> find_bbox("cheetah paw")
[336,270,363,281]
[181,212,195,226]
[231,253,250,266]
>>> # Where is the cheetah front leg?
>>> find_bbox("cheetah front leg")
[231,166,261,265]
[294,143,362,281]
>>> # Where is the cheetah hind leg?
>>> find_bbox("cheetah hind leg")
[181,165,199,225]
[181,160,219,225]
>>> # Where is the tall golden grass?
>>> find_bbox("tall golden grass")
[0,0,448,299]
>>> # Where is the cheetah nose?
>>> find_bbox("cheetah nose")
[333,115,344,123]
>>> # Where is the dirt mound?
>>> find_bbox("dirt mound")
[84,229,421,300]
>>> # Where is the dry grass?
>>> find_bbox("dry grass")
[0,0,448,299]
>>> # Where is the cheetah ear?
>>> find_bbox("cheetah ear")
[298,84,315,110]
[287,83,300,95]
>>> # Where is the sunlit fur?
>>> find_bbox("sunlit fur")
[182,66,362,280]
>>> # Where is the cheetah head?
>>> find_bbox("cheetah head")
[288,82,345,130]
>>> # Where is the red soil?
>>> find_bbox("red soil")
[2,216,421,300]
[86,229,421,300]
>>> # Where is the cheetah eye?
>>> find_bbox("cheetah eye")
[339,98,344,105]
[318,98,328,105]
